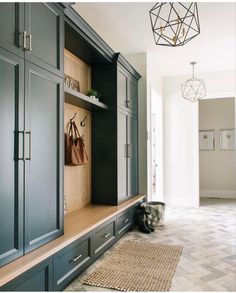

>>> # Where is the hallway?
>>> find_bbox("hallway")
[65,198,236,292]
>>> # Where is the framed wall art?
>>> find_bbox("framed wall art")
[199,130,214,150]
[219,129,235,150]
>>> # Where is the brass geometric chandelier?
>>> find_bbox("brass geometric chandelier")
[181,62,206,102]
[149,2,200,47]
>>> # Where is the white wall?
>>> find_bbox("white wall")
[163,70,236,207]
[199,98,236,198]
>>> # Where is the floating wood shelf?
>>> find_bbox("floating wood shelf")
[65,87,108,110]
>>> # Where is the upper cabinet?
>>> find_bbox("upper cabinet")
[117,66,138,115]
[24,3,64,77]
[0,3,64,77]
[0,3,24,58]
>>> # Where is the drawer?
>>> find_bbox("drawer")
[94,218,116,255]
[53,234,92,290]
[117,208,132,236]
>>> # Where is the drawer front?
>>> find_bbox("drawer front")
[54,235,92,290]
[117,209,132,235]
[94,218,116,255]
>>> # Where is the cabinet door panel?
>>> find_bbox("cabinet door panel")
[117,68,127,108]
[0,48,24,267]
[128,77,138,115]
[0,258,53,291]
[0,3,24,58]
[128,114,138,197]
[118,109,128,201]
[24,62,63,253]
[25,3,64,77]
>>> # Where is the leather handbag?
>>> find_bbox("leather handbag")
[65,121,89,166]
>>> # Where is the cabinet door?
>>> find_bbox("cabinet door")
[0,258,53,291]
[0,3,24,58]
[128,77,138,115]
[127,113,138,197]
[0,48,24,267]
[117,67,128,109]
[24,62,64,253]
[24,3,64,77]
[117,108,128,202]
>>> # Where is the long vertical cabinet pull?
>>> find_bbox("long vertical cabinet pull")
[23,31,27,50]
[21,31,32,51]
[27,34,32,52]
[127,144,132,158]
[25,131,31,160]
[18,131,25,161]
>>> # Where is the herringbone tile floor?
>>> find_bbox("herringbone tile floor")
[65,198,236,291]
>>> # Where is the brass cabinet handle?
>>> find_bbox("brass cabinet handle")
[127,144,132,158]
[71,254,82,262]
[25,131,31,161]
[29,34,32,52]
[26,34,32,52]
[23,31,27,49]
[126,99,132,109]
[103,233,111,238]
[18,131,25,161]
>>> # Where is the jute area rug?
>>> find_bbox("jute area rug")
[83,240,183,291]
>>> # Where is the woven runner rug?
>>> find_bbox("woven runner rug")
[83,240,183,291]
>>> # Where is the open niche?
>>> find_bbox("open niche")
[63,18,111,215]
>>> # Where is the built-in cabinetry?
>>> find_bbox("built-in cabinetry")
[0,3,64,267]
[0,197,144,291]
[0,2,143,291]
[0,3,63,76]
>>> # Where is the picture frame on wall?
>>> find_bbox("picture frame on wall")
[199,130,214,150]
[219,129,235,150]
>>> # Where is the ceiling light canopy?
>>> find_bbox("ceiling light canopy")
[181,61,206,102]
[149,2,200,47]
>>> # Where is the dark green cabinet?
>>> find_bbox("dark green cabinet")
[24,62,64,253]
[0,3,64,77]
[118,109,138,202]
[0,2,64,268]
[0,52,64,265]
[117,66,138,115]
[0,48,24,267]
[0,258,53,291]
[0,3,24,58]
[24,3,64,77]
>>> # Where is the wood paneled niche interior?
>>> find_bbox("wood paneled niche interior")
[64,48,91,95]
[64,103,91,213]
[64,50,92,214]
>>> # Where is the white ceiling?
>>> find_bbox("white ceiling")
[73,2,236,77]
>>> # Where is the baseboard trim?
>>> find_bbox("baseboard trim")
[200,189,236,199]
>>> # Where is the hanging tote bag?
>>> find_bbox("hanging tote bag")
[65,121,89,166]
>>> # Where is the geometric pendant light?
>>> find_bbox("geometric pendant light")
[149,2,200,47]
[181,62,206,102]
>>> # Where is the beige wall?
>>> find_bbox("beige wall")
[199,98,236,198]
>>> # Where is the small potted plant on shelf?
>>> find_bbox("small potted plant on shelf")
[87,89,101,101]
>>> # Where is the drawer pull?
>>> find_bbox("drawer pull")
[124,218,129,223]
[103,233,111,238]
[71,254,82,262]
